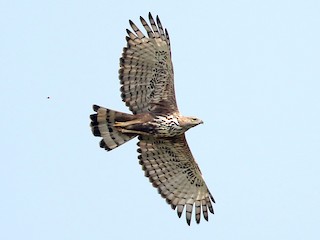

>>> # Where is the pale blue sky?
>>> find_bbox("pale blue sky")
[1,0,320,239]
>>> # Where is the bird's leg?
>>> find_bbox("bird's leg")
[114,112,154,135]
[114,119,143,127]
[114,121,154,136]
[116,128,149,135]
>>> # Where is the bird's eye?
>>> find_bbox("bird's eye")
[192,118,197,122]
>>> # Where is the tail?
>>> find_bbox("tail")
[90,105,137,151]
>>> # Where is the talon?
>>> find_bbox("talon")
[114,126,124,133]
[114,121,125,127]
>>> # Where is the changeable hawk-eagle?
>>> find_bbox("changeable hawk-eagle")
[90,13,215,225]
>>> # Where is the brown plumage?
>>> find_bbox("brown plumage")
[90,13,214,225]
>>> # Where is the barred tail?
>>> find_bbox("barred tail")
[90,105,137,151]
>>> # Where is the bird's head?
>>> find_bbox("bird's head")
[179,116,204,130]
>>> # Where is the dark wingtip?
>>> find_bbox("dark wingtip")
[99,139,112,151]
[186,219,191,226]
[126,28,132,35]
[92,126,101,137]
[90,114,97,123]
[209,205,214,214]
[211,193,216,203]
[93,104,100,111]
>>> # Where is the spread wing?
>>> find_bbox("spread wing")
[137,135,215,225]
[119,12,177,115]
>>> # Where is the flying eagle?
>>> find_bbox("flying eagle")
[90,13,215,225]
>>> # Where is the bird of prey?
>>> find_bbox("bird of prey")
[90,13,215,225]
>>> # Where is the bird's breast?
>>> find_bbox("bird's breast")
[150,115,184,137]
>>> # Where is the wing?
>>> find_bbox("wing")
[137,135,215,225]
[119,13,178,115]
